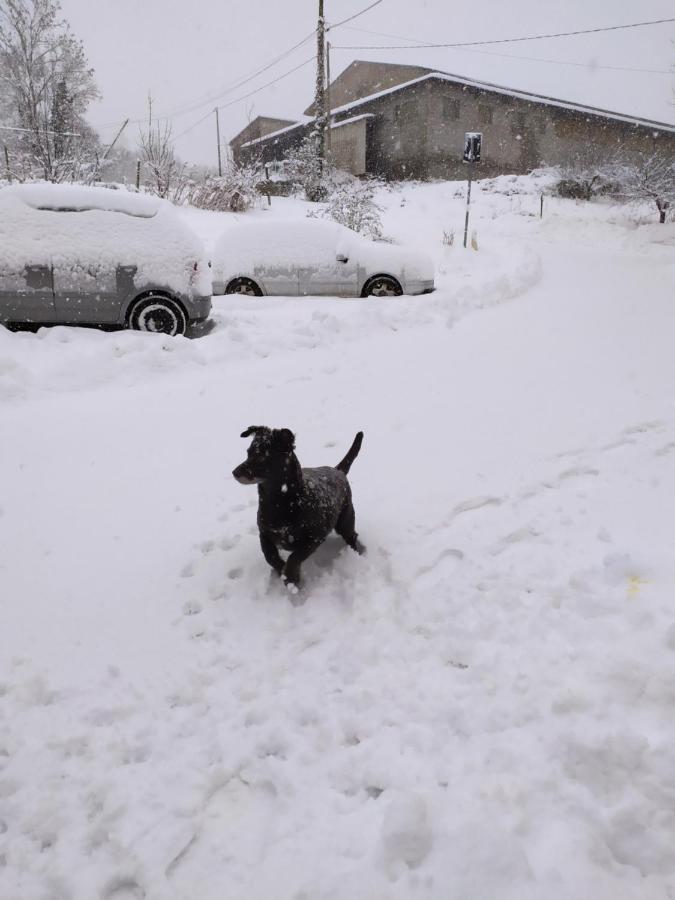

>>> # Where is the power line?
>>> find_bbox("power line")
[331,17,675,50]
[327,0,383,32]
[173,55,315,142]
[97,30,316,130]
[339,24,674,74]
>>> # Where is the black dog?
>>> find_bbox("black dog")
[233,427,364,589]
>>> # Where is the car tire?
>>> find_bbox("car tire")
[127,295,187,336]
[362,275,403,298]
[225,277,263,297]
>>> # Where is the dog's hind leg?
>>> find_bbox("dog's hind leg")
[335,501,365,555]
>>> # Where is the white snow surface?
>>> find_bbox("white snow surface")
[0,183,211,298]
[1,174,675,900]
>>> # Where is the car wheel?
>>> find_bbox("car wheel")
[128,295,187,336]
[363,275,403,298]
[225,277,263,297]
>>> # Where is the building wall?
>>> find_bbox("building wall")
[330,120,369,175]
[236,75,675,182]
[362,80,674,180]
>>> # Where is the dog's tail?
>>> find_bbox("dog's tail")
[336,431,364,474]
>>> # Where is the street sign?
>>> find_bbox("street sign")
[463,132,482,163]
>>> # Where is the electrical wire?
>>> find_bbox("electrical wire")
[338,23,674,74]
[173,55,315,141]
[326,0,383,32]
[331,17,675,50]
[97,30,315,130]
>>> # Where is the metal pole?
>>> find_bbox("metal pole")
[135,159,141,190]
[3,144,11,182]
[325,40,332,154]
[215,107,222,177]
[463,163,473,248]
[540,192,544,218]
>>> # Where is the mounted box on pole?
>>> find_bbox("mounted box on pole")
[462,132,482,248]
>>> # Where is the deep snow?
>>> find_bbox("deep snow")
[1,175,674,900]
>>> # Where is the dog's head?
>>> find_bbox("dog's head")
[232,426,296,485]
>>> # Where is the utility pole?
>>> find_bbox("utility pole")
[325,40,332,154]
[314,0,326,162]
[95,118,129,182]
[215,107,222,176]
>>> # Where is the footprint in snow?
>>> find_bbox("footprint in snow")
[452,495,503,517]
[101,877,145,900]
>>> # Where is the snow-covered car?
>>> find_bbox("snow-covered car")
[212,218,434,298]
[0,183,211,336]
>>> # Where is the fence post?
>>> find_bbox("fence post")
[3,144,11,182]
[135,159,141,190]
[540,192,544,218]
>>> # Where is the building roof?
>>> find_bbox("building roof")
[236,60,675,153]
[328,68,675,133]
[239,116,311,149]
[230,115,297,147]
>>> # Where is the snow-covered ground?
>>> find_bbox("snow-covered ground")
[1,175,675,900]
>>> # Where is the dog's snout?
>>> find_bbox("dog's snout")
[233,462,257,485]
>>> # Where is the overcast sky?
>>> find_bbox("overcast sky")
[58,0,675,167]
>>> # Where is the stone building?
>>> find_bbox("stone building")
[230,60,675,180]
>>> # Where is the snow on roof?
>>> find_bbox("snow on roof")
[329,71,675,133]
[4,182,161,217]
[240,117,312,149]
[330,114,375,130]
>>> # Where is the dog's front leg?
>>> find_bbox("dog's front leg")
[260,532,284,576]
[283,540,323,590]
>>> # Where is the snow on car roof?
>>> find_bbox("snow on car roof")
[1,182,161,217]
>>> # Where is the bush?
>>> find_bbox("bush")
[311,177,384,239]
[188,162,262,212]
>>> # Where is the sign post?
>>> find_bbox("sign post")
[462,132,482,249]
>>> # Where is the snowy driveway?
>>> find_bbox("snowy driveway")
[1,198,675,899]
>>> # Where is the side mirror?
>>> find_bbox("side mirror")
[336,253,349,263]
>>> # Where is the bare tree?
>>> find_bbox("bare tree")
[0,0,100,180]
[137,107,189,202]
[613,151,675,223]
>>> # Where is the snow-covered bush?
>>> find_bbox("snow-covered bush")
[310,177,384,239]
[554,146,624,201]
[188,162,263,213]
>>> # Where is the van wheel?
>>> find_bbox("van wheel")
[128,295,187,336]
[225,277,263,297]
[363,275,403,297]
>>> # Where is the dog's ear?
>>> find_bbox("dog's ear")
[241,425,268,439]
[271,428,295,452]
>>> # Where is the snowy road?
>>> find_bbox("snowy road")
[1,189,675,899]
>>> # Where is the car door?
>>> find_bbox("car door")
[52,259,122,325]
[0,261,56,324]
[298,223,359,297]
[250,225,300,296]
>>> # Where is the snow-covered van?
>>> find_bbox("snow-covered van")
[0,183,211,336]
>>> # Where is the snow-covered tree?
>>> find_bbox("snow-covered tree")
[137,113,190,203]
[283,132,330,202]
[612,151,675,224]
[312,176,384,239]
[0,0,100,181]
